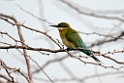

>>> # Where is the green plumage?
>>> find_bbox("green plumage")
[50,22,101,64]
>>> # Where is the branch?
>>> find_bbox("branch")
[0,59,15,82]
[16,4,52,24]
[0,13,33,83]
[61,0,124,22]
[78,31,124,40]
[0,31,23,43]
[29,56,54,83]
[34,71,124,82]
[0,74,12,82]
[0,59,31,83]
[0,45,124,65]
[89,31,124,47]
[33,55,68,74]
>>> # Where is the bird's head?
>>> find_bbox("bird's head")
[50,22,70,32]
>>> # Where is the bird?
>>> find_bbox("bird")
[50,22,101,64]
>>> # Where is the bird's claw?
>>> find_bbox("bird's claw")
[67,48,71,51]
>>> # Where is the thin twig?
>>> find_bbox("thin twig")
[0,59,15,82]
[16,4,52,24]
[29,56,54,83]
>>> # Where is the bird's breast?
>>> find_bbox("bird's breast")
[61,37,75,48]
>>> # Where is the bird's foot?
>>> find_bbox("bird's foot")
[67,48,72,51]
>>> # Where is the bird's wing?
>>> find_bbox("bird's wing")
[65,29,92,55]
[65,29,87,49]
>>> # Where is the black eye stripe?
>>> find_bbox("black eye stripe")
[58,26,67,27]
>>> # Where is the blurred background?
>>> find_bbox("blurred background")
[0,0,124,83]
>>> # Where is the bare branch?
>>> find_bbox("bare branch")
[0,31,23,43]
[61,0,124,22]
[0,74,12,82]
[0,45,124,65]
[34,71,124,82]
[29,56,54,83]
[78,31,124,40]
[0,13,33,83]
[0,59,15,82]
[89,31,124,47]
[0,59,31,83]
[33,55,68,74]
[16,4,52,24]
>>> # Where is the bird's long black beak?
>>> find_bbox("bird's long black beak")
[50,25,58,27]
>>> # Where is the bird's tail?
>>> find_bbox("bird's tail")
[81,48,101,64]
[91,55,101,65]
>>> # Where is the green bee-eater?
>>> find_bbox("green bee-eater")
[50,22,101,64]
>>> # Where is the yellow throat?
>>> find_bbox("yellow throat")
[58,27,67,32]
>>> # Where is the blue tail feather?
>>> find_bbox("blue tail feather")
[82,50,101,64]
